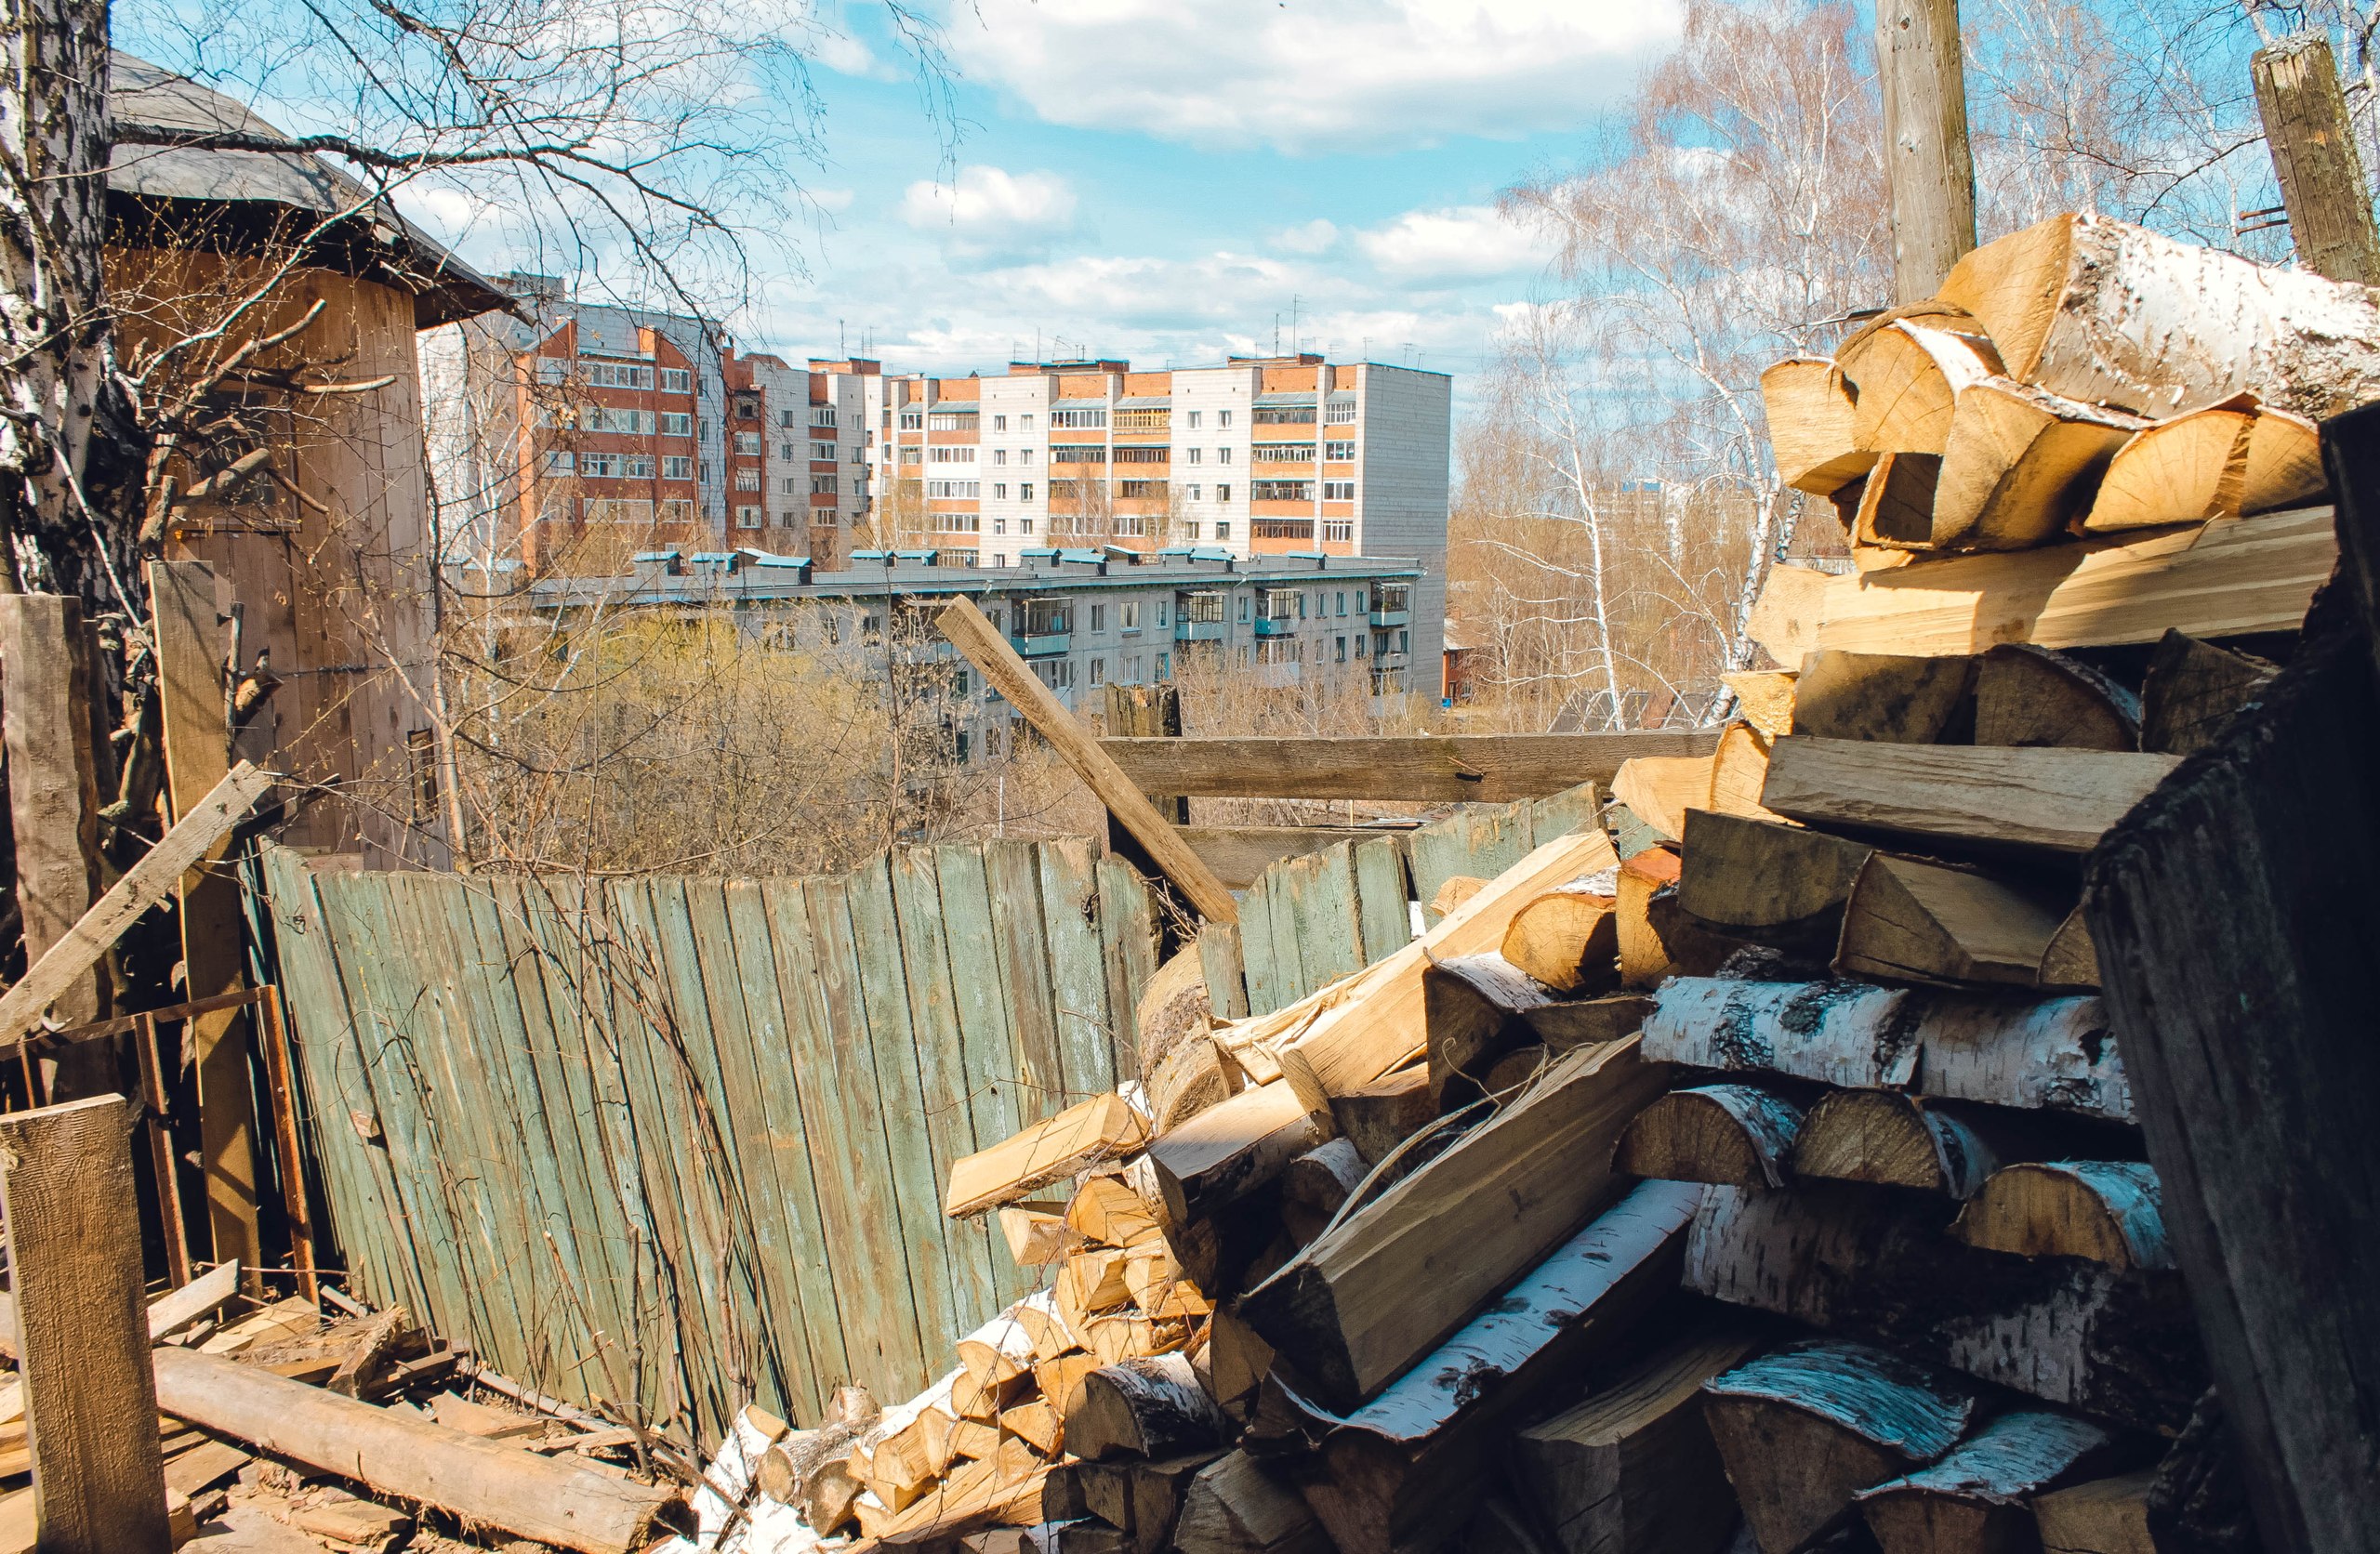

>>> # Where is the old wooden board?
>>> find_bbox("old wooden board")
[1099,732,1719,802]
[932,847,1039,1308]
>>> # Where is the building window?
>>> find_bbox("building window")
[1327,399,1356,424]
[993,484,1008,501]
[1119,480,1167,499]
[1253,480,1314,502]
[1185,448,1203,466]
[1216,520,1231,538]
[780,441,798,460]
[814,475,842,495]
[1355,633,1367,657]
[813,441,838,460]
[579,359,655,389]
[1323,519,1354,542]
[928,410,978,431]
[1255,403,1316,426]
[993,449,1009,467]
[1020,483,1035,502]
[1326,440,1356,461]
[899,409,923,429]
[1120,599,1140,629]
[734,432,762,454]
[663,455,694,480]
[1216,485,1232,504]
[930,445,977,464]
[853,446,866,464]
[1336,636,1349,663]
[581,452,619,477]
[994,517,1007,533]
[1021,414,1036,430]
[1051,408,1108,429]
[586,497,654,524]
[1157,652,1170,678]
[1021,518,1035,533]
[1186,410,1203,429]
[1218,447,1234,464]
[780,509,800,527]
[1219,409,1233,428]
[736,505,763,528]
[1019,448,1037,466]
[583,406,654,434]
[1090,658,1105,685]
[925,480,980,498]
[899,446,922,465]
[661,367,692,394]
[781,409,800,428]
[1237,595,1250,623]
[536,358,567,383]
[812,405,838,428]
[736,468,761,491]
[993,414,1008,431]
[1090,603,1106,631]
[1335,592,1347,615]
[1399,630,1410,652]
[1323,481,1355,501]
[544,450,575,474]
[1253,443,1315,464]
[624,455,654,478]
[659,413,693,436]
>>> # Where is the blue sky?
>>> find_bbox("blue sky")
[719,1,1686,390]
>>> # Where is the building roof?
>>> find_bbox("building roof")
[107,52,510,327]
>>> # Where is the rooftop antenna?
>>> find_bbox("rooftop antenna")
[840,318,846,355]
[1291,295,1301,353]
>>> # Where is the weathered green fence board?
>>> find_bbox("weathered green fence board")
[1286,847,1365,994]
[1038,840,1118,1106]
[1353,835,1412,966]
[1528,780,1604,841]
[1095,854,1159,1083]
[931,849,1037,1309]
[1197,921,1249,1022]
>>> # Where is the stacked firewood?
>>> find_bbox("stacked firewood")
[738,211,2359,1554]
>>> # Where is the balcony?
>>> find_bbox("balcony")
[1012,631,1071,657]
[1368,609,1410,627]
[1175,619,1226,642]
[1253,616,1297,638]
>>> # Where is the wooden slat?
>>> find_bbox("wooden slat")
[0,596,110,1065]
[1176,824,1396,889]
[1262,856,1309,1010]
[1095,853,1160,1082]
[1527,780,1605,843]
[984,842,1069,1119]
[932,848,1039,1308]
[1099,731,1719,801]
[1287,847,1366,995]
[1197,922,1249,1022]
[1353,834,1412,967]
[1038,840,1121,1102]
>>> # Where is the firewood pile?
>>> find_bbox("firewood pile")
[701,212,2362,1554]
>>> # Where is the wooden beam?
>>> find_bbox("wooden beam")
[257,987,318,1302]
[938,599,1236,923]
[0,596,111,1095]
[149,560,262,1283]
[1875,0,1977,301]
[1098,731,1717,802]
[1104,683,1188,823]
[2253,33,2380,285]
[0,1095,173,1554]
[1177,826,1391,890]
[0,763,272,1052]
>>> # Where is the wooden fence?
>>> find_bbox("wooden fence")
[257,789,1600,1447]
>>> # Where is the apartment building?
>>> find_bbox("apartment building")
[523,545,1430,707]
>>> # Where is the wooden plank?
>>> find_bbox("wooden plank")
[1351,833,1411,968]
[1258,858,1307,1011]
[945,1093,1149,1218]
[253,988,317,1301]
[1196,922,1249,1023]
[1099,731,1717,802]
[1762,739,2181,856]
[984,842,1070,1118]
[1095,854,1160,1082]
[1875,0,1977,300]
[1525,780,1602,843]
[1406,802,1531,918]
[938,599,1236,922]
[1812,507,2334,656]
[2084,610,2380,1550]
[1038,840,1121,1102]
[1285,846,1365,999]
[150,560,263,1283]
[0,596,110,1086]
[1178,826,1389,889]
[933,848,1040,1310]
[0,1096,172,1554]
[722,878,850,1414]
[1237,871,1287,1017]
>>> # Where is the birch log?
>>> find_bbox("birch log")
[1856,1410,2116,1554]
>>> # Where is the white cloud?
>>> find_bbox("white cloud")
[1357,204,1541,280]
[1271,218,1341,255]
[902,165,1078,260]
[808,187,856,214]
[944,0,1682,151]
[808,27,887,78]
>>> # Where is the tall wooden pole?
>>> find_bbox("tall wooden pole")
[148,560,263,1285]
[0,1095,174,1554]
[1877,0,1979,303]
[2252,32,2380,284]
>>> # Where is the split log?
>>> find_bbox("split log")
[1764,358,1874,495]
[1746,564,1833,667]
[1427,876,1488,921]
[1617,847,1684,989]
[1857,1410,2117,1554]
[1972,644,2140,751]
[1026,1520,1122,1554]
[1643,978,2132,1121]
[1172,1452,1329,1554]
[2082,400,2255,533]
[1609,756,1718,842]
[1708,724,1780,822]
[1522,993,1657,1053]
[149,1348,687,1554]
[1613,1084,1805,1189]
[1931,378,2146,550]
[2031,1470,2156,1554]
[1329,1066,1434,1167]
[1839,322,2003,455]
[1790,651,1975,744]
[1853,453,1945,549]
[1500,883,1621,995]
[1834,853,2072,989]
[947,1094,1150,1218]
[1280,1139,1367,1245]
[1241,1040,1668,1412]
[1678,811,1873,941]
[1146,1080,1326,1225]
[1069,1177,1164,1248]
[1083,1311,1191,1367]
[2241,402,2327,512]
[1019,1303,1081,1363]
[960,1297,1051,1398]
[1951,1161,2172,1271]
[1002,1206,1081,1268]
[1149,1035,1239,1133]
[1811,506,2334,656]
[1760,739,2181,856]
[1036,1354,1105,1416]
[1789,1090,2002,1199]
[1263,1180,1702,1554]
[1421,953,1551,1113]
[1206,1307,1276,1424]
[1064,1355,1226,1461]
[1700,1340,1977,1554]
[2137,629,2276,758]
[1685,1185,2203,1430]
[1482,1045,1550,1097]
[1060,1249,1133,1330]
[2039,908,2100,990]
[1934,211,2380,419]
[1137,947,1214,1076]
[1002,1401,1065,1457]
[1723,671,1798,738]
[1512,1320,1762,1554]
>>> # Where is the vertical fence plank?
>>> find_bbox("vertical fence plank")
[1197,922,1250,1021]
[932,848,1038,1307]
[1037,839,1120,1100]
[1236,872,1283,1016]
[1094,854,1160,1082]
[1286,846,1365,994]
[1527,780,1604,843]
[984,842,1067,1119]
[1263,857,1310,1007]
[1352,835,1412,966]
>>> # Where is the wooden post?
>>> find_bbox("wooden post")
[133,1013,194,1289]
[938,599,1238,924]
[2252,32,2380,284]
[0,1095,174,1554]
[257,985,318,1303]
[148,560,262,1285]
[0,595,112,1097]
[1104,683,1188,823]
[1876,0,1978,302]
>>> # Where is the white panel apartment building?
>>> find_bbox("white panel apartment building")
[831,354,1451,680]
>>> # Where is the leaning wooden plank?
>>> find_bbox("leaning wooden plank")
[146,1260,242,1342]
[1950,1161,2172,1271]
[1935,211,2380,418]
[1643,978,2131,1121]
[1240,1040,1669,1413]
[939,599,1235,923]
[1264,1181,1702,1554]
[1613,1083,1804,1190]
[1701,1340,1976,1554]
[1834,853,2071,988]
[154,1342,685,1551]
[0,762,272,1048]
[1856,1410,2115,1554]
[0,1097,173,1554]
[2031,1470,2157,1554]
[1098,733,1718,804]
[946,1095,1150,1219]
[1811,506,2334,656]
[1265,828,1620,1108]
[1761,739,2180,856]
[1172,1452,1329,1554]
[1686,1185,2202,1431]
[1511,1318,1762,1554]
